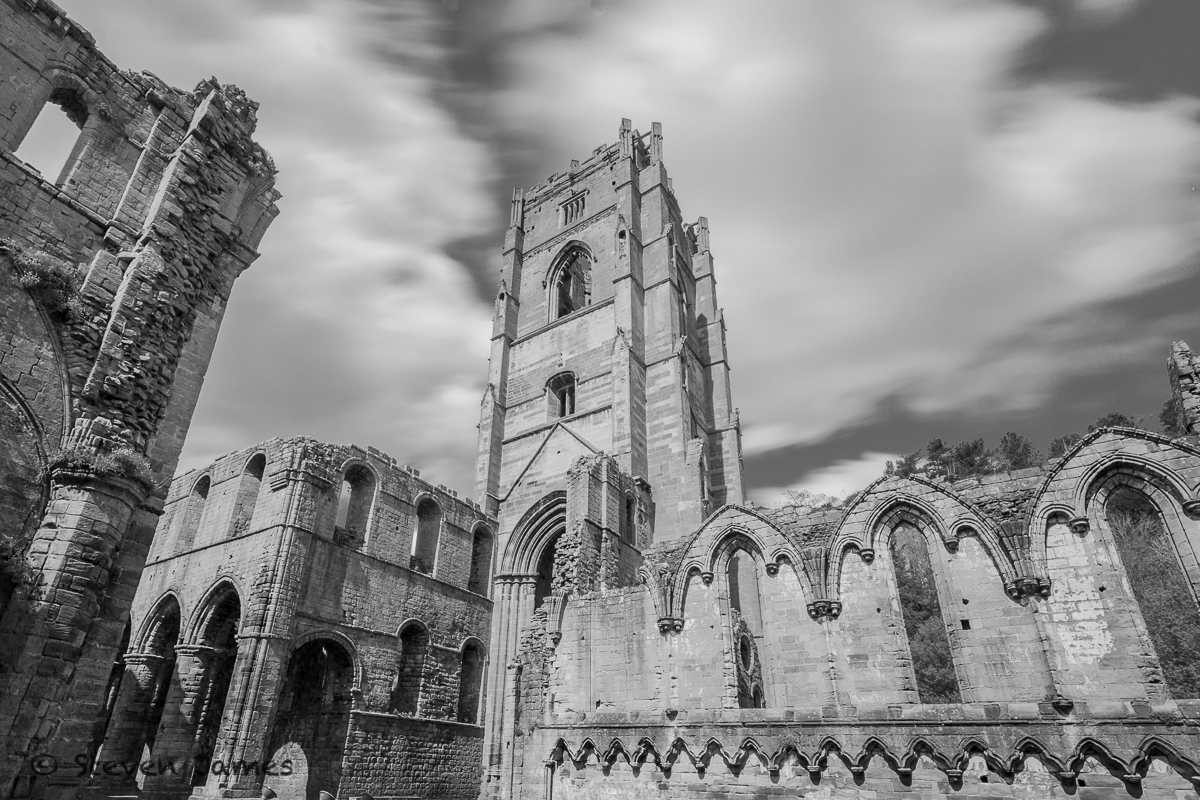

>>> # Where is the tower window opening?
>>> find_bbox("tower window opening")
[552,248,591,319]
[561,194,586,225]
[547,372,576,419]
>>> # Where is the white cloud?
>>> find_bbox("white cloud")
[494,0,1200,456]
[750,451,898,507]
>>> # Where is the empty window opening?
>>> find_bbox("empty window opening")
[1106,487,1200,698]
[547,372,576,419]
[15,88,89,185]
[890,524,962,704]
[623,496,636,541]
[457,642,485,724]
[390,624,429,715]
[468,526,494,595]
[411,498,441,574]
[727,550,764,633]
[335,464,375,546]
[561,194,586,225]
[739,635,753,669]
[552,248,591,319]
[177,475,210,551]
[229,453,265,537]
[960,619,971,630]
[534,534,562,609]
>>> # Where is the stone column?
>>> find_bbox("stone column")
[0,468,148,800]
[482,575,536,800]
[90,653,166,789]
[191,635,291,799]
[140,645,219,800]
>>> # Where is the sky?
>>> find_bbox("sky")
[21,0,1200,506]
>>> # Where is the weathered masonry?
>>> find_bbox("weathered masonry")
[93,439,494,800]
[481,123,1200,800]
[0,1,279,797]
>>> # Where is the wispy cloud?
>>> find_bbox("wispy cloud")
[64,0,1200,498]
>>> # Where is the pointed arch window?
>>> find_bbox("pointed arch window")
[229,453,265,537]
[550,247,592,320]
[889,523,962,703]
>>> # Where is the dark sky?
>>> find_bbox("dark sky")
[25,0,1200,502]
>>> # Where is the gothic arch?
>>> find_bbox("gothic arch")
[830,484,1018,601]
[134,591,183,653]
[1029,430,1200,572]
[500,490,567,574]
[186,577,243,645]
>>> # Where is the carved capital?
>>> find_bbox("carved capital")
[943,537,959,554]
[1183,499,1200,518]
[764,563,779,577]
[1068,517,1090,535]
[858,548,875,564]
[700,571,714,585]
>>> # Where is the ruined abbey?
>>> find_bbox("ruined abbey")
[3,2,1200,799]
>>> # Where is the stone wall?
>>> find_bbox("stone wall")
[0,2,279,796]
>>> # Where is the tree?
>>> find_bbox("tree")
[1048,432,1082,459]
[1160,396,1186,437]
[925,439,949,478]
[884,451,920,479]
[949,438,990,478]
[780,489,841,511]
[1087,412,1139,432]
[994,431,1040,471]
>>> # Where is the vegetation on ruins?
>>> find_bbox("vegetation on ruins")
[1106,488,1200,699]
[46,443,157,492]
[890,525,962,704]
[1,237,86,321]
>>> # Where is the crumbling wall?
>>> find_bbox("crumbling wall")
[0,2,280,795]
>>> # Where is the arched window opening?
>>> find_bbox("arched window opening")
[890,524,961,704]
[335,464,375,546]
[547,372,576,419]
[390,624,429,715]
[14,87,89,185]
[534,534,561,609]
[267,639,354,800]
[178,476,210,551]
[457,642,485,724]
[230,454,265,538]
[1106,487,1200,698]
[468,526,493,595]
[411,499,441,574]
[727,550,763,633]
[192,588,240,786]
[552,248,591,319]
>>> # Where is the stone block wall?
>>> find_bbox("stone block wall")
[100,438,494,800]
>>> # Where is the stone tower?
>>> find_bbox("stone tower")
[476,120,743,797]
[0,3,279,797]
